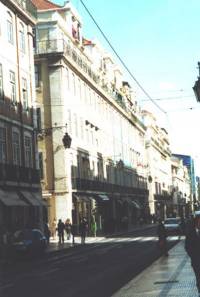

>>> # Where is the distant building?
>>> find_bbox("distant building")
[173,154,196,210]
[0,0,44,232]
[171,155,191,217]
[142,110,172,219]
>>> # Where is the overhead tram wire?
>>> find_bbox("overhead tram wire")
[79,0,167,115]
[140,95,195,101]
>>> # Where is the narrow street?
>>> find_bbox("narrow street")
[0,227,179,297]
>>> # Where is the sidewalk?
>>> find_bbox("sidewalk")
[46,223,155,255]
[111,240,198,297]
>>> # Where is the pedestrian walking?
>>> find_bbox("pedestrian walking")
[157,219,168,256]
[57,219,65,244]
[91,216,97,237]
[44,222,51,244]
[51,218,57,240]
[185,219,200,296]
[79,218,88,244]
[65,218,72,240]
[71,222,76,245]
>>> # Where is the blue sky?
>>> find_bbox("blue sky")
[53,0,200,173]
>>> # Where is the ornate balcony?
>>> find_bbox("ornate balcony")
[36,39,130,114]
[72,177,148,196]
[12,0,37,19]
[0,163,40,184]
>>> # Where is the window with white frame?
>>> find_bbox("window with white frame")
[10,71,16,103]
[7,12,14,44]
[78,78,81,99]
[34,64,41,88]
[12,130,21,165]
[72,73,76,95]
[65,67,69,90]
[0,64,3,100]
[22,78,28,109]
[24,135,32,167]
[19,23,25,53]
[0,126,6,163]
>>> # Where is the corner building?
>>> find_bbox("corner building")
[33,0,149,234]
[0,0,44,232]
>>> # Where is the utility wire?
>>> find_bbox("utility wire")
[79,0,167,115]
[140,95,195,101]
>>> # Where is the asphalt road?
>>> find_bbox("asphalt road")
[0,226,179,297]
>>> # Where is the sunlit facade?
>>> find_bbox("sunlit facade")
[0,0,44,232]
[33,0,149,234]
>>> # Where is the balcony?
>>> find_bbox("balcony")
[72,178,148,196]
[0,163,40,184]
[36,39,129,114]
[13,0,37,19]
[154,192,172,201]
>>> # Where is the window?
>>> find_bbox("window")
[22,78,28,109]
[0,127,6,163]
[74,113,78,137]
[72,73,76,95]
[34,65,41,88]
[39,152,44,179]
[65,67,69,90]
[19,23,25,53]
[36,108,41,131]
[7,12,14,44]
[78,78,81,99]
[10,71,16,103]
[24,135,32,167]
[12,131,21,165]
[0,64,3,100]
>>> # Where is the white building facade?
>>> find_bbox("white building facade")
[0,0,44,232]
[142,110,172,219]
[33,0,149,234]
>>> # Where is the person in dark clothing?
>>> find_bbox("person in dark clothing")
[71,223,76,245]
[157,219,168,256]
[79,218,88,244]
[57,219,65,244]
[180,216,186,235]
[65,218,72,240]
[185,219,200,296]
[44,223,51,244]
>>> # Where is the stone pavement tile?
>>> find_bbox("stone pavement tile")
[112,241,199,297]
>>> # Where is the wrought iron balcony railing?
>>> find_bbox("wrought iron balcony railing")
[36,39,141,115]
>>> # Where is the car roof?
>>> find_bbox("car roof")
[164,218,180,222]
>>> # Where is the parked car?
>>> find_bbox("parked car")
[11,229,47,256]
[194,211,200,229]
[164,217,181,236]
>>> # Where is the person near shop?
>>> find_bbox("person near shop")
[91,216,97,237]
[157,219,168,256]
[79,217,88,244]
[65,218,72,240]
[57,219,65,244]
[44,222,51,244]
[185,218,200,296]
[51,218,57,240]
